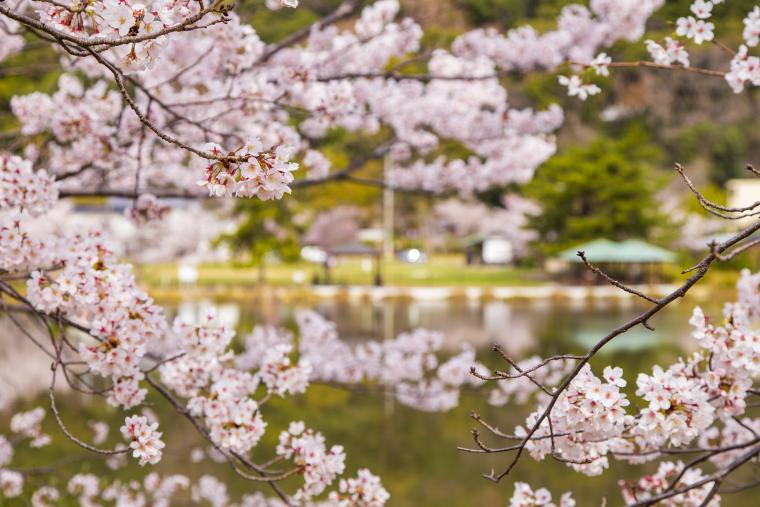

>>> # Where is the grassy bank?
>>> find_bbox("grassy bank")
[136,255,548,289]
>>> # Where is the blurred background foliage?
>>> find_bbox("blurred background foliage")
[2,0,759,268]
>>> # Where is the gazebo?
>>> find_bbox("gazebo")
[323,242,383,286]
[557,238,676,284]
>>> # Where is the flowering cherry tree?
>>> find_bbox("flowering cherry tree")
[1,0,759,505]
[462,2,760,506]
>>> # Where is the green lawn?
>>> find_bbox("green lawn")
[135,255,547,289]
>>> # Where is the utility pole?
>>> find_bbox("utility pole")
[383,154,394,264]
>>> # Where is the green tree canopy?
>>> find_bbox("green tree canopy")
[218,199,303,278]
[525,129,665,255]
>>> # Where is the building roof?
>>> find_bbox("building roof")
[559,238,676,263]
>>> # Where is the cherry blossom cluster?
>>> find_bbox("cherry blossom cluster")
[508,482,575,507]
[451,1,663,103]
[0,154,168,412]
[101,473,190,505]
[67,473,100,507]
[0,17,23,62]
[198,142,298,200]
[35,470,375,507]
[679,2,760,93]
[485,268,760,503]
[10,75,123,180]
[645,37,690,67]
[160,316,267,454]
[619,461,719,506]
[31,485,59,506]
[42,0,189,38]
[517,365,632,476]
[120,414,165,466]
[0,435,23,499]
[276,421,347,502]
[327,468,390,507]
[4,0,668,198]
[0,468,23,499]
[10,407,51,448]
[26,472,191,506]
[572,1,760,97]
[452,2,664,72]
[127,193,170,224]
[303,149,332,181]
[89,420,110,444]
[0,154,58,216]
[634,361,716,448]
[698,416,760,468]
[258,344,312,397]
[25,229,168,409]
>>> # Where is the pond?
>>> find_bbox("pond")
[1,293,753,506]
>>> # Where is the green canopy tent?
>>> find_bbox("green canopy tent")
[558,238,676,283]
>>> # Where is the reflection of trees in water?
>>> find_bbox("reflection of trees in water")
[0,298,701,408]
[171,297,699,355]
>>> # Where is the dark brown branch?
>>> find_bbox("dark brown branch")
[478,217,760,483]
[577,251,661,304]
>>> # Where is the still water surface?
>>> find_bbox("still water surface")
[2,295,751,505]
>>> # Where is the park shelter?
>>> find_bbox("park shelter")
[322,242,383,286]
[557,238,676,284]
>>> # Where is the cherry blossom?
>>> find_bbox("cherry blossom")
[258,344,312,397]
[197,142,299,200]
[516,364,632,476]
[10,407,50,447]
[619,461,719,506]
[645,37,690,67]
[676,16,715,44]
[558,75,601,100]
[31,486,59,507]
[328,469,390,506]
[276,422,347,502]
[67,474,100,505]
[0,469,23,498]
[0,154,58,216]
[89,420,110,444]
[120,415,165,466]
[690,0,713,20]
[0,436,12,467]
[0,18,24,62]
[589,52,612,76]
[127,193,170,224]
[508,482,575,507]
[745,6,760,47]
[725,45,760,93]
[192,475,229,507]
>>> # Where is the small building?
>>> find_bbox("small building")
[464,235,514,265]
[322,242,382,286]
[556,238,676,284]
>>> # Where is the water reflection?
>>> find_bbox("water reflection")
[1,295,740,506]
[173,296,702,355]
[0,297,707,408]
[0,298,712,408]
